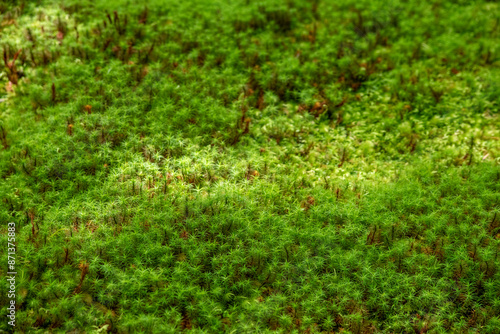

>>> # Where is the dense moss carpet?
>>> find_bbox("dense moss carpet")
[1,0,499,332]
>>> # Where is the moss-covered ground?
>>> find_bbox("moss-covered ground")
[1,0,500,332]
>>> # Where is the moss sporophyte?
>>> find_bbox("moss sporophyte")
[0,0,500,332]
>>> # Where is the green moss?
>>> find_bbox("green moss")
[1,0,499,332]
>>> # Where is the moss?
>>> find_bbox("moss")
[1,0,500,332]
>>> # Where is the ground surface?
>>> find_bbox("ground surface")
[1,0,500,333]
